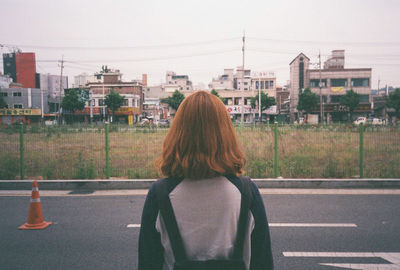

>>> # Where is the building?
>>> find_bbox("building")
[209,69,234,90]
[0,87,48,124]
[289,50,372,123]
[165,71,193,91]
[0,73,12,88]
[77,69,143,124]
[3,52,36,88]
[209,68,278,122]
[35,73,68,98]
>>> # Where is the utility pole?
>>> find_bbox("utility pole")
[377,78,380,95]
[58,55,64,124]
[318,51,323,124]
[259,76,261,121]
[241,31,245,125]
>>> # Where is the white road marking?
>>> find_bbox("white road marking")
[128,223,357,228]
[283,252,400,269]
[2,189,400,196]
[127,224,141,228]
[269,223,357,227]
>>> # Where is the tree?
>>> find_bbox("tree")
[340,89,360,122]
[386,88,400,119]
[297,88,318,120]
[251,91,276,112]
[105,90,124,123]
[0,95,7,108]
[160,90,185,112]
[61,89,86,123]
[210,89,227,105]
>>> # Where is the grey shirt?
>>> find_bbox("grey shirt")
[156,176,255,270]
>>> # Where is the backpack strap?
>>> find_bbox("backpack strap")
[155,176,252,264]
[154,178,188,263]
[232,176,252,260]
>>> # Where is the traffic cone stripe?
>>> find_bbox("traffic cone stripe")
[19,180,52,230]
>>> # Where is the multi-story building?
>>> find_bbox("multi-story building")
[35,73,68,98]
[3,52,36,88]
[0,87,48,124]
[165,71,193,91]
[209,69,234,90]
[77,69,143,124]
[0,73,12,88]
[289,50,372,123]
[209,68,278,122]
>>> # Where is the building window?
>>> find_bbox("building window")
[260,81,264,90]
[360,94,369,103]
[330,95,342,103]
[13,104,23,108]
[351,78,369,87]
[265,81,269,89]
[331,79,348,87]
[234,97,241,105]
[244,82,248,85]
[123,99,129,106]
[299,62,304,90]
[99,99,104,106]
[270,81,274,88]
[13,92,22,97]
[244,88,248,91]
[310,79,327,88]
[0,92,8,97]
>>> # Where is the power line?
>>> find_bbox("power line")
[1,37,241,51]
[247,37,400,47]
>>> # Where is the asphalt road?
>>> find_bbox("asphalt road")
[1,190,399,269]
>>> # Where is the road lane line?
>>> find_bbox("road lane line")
[269,223,357,227]
[2,189,400,196]
[127,224,141,228]
[283,252,400,269]
[127,223,357,228]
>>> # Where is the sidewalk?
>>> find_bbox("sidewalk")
[1,178,400,190]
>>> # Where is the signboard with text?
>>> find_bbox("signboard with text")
[0,108,41,116]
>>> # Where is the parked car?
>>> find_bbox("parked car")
[353,117,367,125]
[368,118,384,125]
[158,119,169,126]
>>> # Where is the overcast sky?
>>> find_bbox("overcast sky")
[1,0,399,89]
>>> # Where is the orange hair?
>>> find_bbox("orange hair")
[156,91,246,179]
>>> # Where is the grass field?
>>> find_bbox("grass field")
[1,124,399,179]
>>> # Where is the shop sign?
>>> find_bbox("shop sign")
[226,105,278,115]
[226,105,252,114]
[331,87,344,93]
[0,108,41,116]
[74,107,101,115]
[110,107,141,115]
[312,103,372,113]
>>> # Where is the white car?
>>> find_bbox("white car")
[369,118,384,125]
[353,117,367,125]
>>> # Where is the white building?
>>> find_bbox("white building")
[37,73,68,98]
[289,50,372,123]
[73,73,98,88]
[165,71,193,91]
[0,74,12,88]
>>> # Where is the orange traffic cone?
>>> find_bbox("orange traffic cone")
[19,180,52,230]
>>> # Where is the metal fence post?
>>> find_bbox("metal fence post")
[105,122,110,179]
[274,122,279,178]
[19,122,24,180]
[359,123,364,178]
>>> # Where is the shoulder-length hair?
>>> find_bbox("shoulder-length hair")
[155,91,246,179]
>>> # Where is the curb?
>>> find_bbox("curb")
[1,178,400,190]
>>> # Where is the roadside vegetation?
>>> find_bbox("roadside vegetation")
[0,124,399,179]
